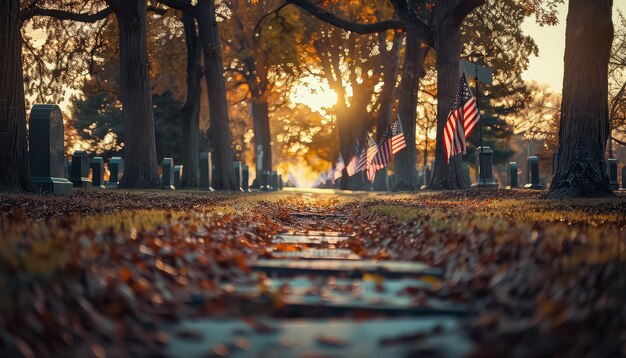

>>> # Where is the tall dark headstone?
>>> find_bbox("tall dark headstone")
[621,166,626,191]
[507,162,518,189]
[107,157,124,187]
[199,152,213,191]
[91,157,105,188]
[28,104,73,194]
[255,145,263,189]
[233,162,243,191]
[420,164,432,190]
[607,158,618,190]
[263,170,272,191]
[472,146,497,187]
[173,165,182,188]
[524,156,543,189]
[271,171,279,191]
[70,150,91,188]
[242,164,250,192]
[162,158,174,189]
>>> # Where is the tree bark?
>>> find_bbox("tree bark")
[430,0,484,190]
[547,0,614,198]
[197,0,236,190]
[115,0,161,188]
[373,31,402,191]
[179,11,202,188]
[393,30,429,191]
[0,0,33,192]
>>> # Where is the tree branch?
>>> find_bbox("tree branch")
[450,0,486,24]
[21,6,113,23]
[388,0,434,48]
[285,0,406,34]
[157,0,200,18]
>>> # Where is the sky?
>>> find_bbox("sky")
[521,2,625,91]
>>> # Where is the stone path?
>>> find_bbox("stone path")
[167,202,472,357]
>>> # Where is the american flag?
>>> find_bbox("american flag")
[372,122,394,171]
[333,154,345,180]
[390,119,406,155]
[346,146,359,177]
[443,74,479,164]
[354,135,378,181]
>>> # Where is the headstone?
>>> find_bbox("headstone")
[199,152,213,190]
[107,157,124,187]
[242,165,250,191]
[263,170,272,191]
[233,162,243,191]
[91,157,105,188]
[271,171,279,191]
[28,104,73,194]
[607,159,618,190]
[173,165,182,188]
[388,174,395,189]
[70,150,91,188]
[472,146,497,188]
[420,164,431,190]
[507,162,518,189]
[462,162,471,186]
[279,174,284,190]
[256,145,264,189]
[621,166,626,191]
[524,156,543,189]
[162,158,174,189]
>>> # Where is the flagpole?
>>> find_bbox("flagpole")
[475,64,485,188]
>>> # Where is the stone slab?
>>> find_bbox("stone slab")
[251,259,443,279]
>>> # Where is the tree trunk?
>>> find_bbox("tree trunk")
[430,8,468,190]
[197,0,236,190]
[0,0,33,192]
[393,30,428,191]
[373,31,401,191]
[251,97,272,172]
[179,12,202,188]
[115,0,160,189]
[547,0,614,198]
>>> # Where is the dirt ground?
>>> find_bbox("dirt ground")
[1,189,625,357]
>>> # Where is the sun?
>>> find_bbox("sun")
[289,75,337,114]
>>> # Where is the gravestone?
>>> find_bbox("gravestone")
[607,159,618,190]
[91,157,105,188]
[255,145,263,189]
[388,174,395,189]
[162,158,174,189]
[242,165,250,191]
[28,104,73,194]
[472,146,497,187]
[70,150,91,188]
[279,174,284,190]
[507,162,518,189]
[263,170,272,191]
[271,171,279,191]
[173,165,182,188]
[622,166,626,191]
[462,162,471,186]
[524,156,543,189]
[420,164,431,190]
[199,152,213,190]
[233,162,243,191]
[107,157,124,187]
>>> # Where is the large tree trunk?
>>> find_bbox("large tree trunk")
[251,97,272,172]
[197,0,236,190]
[0,0,33,192]
[547,0,614,198]
[373,31,401,191]
[115,0,160,188]
[430,1,483,189]
[393,30,428,191]
[179,11,202,188]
